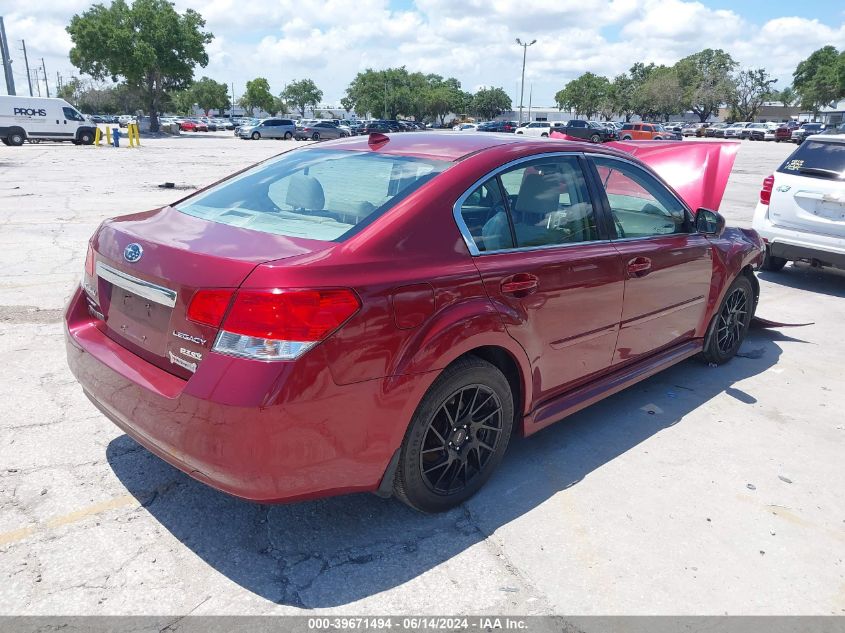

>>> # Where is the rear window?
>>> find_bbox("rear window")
[778,141,845,180]
[175,149,449,241]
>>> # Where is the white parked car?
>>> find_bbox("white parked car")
[752,134,845,272]
[452,123,478,131]
[515,121,569,137]
[762,122,780,141]
[724,122,751,138]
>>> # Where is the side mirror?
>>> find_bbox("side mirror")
[696,208,726,236]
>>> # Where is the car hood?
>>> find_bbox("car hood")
[553,134,739,211]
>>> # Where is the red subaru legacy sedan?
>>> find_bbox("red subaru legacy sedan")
[65,133,762,512]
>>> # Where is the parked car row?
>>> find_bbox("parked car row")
[515,120,617,143]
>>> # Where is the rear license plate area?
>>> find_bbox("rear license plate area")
[105,289,172,356]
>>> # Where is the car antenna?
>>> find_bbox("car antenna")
[368,132,389,148]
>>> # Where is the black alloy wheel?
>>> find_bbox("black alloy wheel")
[699,275,754,365]
[716,287,749,355]
[418,384,504,496]
[394,356,513,513]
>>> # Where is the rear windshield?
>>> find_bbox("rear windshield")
[778,141,845,180]
[176,149,449,241]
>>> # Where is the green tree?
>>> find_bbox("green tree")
[281,79,323,117]
[57,77,85,106]
[471,87,511,120]
[675,49,738,122]
[168,89,196,115]
[608,73,636,121]
[239,77,274,115]
[67,0,212,132]
[554,72,610,119]
[793,46,845,115]
[637,67,684,120]
[772,85,798,107]
[730,68,778,121]
[191,76,229,115]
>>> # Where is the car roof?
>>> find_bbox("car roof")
[307,131,626,162]
[806,133,845,144]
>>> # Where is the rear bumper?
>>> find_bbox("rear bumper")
[752,203,845,269]
[769,242,845,268]
[64,285,408,503]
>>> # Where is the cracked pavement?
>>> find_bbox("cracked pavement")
[0,135,843,616]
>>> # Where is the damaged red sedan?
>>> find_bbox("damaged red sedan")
[65,133,762,513]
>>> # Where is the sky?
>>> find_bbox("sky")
[1,0,844,107]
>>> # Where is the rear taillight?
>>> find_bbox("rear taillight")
[84,245,95,277]
[205,288,360,361]
[187,289,235,327]
[760,174,774,205]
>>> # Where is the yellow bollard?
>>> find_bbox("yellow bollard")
[105,126,112,146]
[94,126,102,146]
[127,123,140,147]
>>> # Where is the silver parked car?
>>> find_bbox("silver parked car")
[238,118,296,140]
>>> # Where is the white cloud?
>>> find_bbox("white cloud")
[1,0,844,108]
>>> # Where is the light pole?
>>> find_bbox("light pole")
[515,37,536,124]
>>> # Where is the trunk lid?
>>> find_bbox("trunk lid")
[90,205,331,378]
[770,138,845,238]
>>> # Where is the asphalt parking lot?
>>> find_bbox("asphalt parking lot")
[0,133,843,617]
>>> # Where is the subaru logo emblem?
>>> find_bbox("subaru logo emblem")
[123,243,143,263]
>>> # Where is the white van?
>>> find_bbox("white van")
[0,96,96,146]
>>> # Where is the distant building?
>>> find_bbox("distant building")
[799,99,845,126]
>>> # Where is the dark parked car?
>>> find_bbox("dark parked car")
[792,123,826,144]
[363,121,392,134]
[65,132,763,513]
[295,121,350,140]
[477,121,517,133]
[707,123,729,138]
[552,119,616,143]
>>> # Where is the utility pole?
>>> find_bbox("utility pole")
[230,81,235,118]
[527,84,533,123]
[33,67,40,96]
[57,71,61,94]
[20,40,32,96]
[515,38,536,124]
[0,17,15,95]
[41,57,49,97]
[383,79,388,119]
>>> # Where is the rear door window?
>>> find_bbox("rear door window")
[498,156,598,248]
[778,141,845,181]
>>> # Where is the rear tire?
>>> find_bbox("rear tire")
[699,275,754,365]
[312,132,320,140]
[760,248,788,272]
[394,356,514,513]
[284,131,292,140]
[621,135,632,140]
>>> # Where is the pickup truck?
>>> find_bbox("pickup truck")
[551,119,616,143]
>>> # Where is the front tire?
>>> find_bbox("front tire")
[589,133,601,143]
[251,132,260,140]
[699,275,754,365]
[394,356,514,513]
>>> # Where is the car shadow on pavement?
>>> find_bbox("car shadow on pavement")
[107,328,796,608]
[758,263,845,298]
